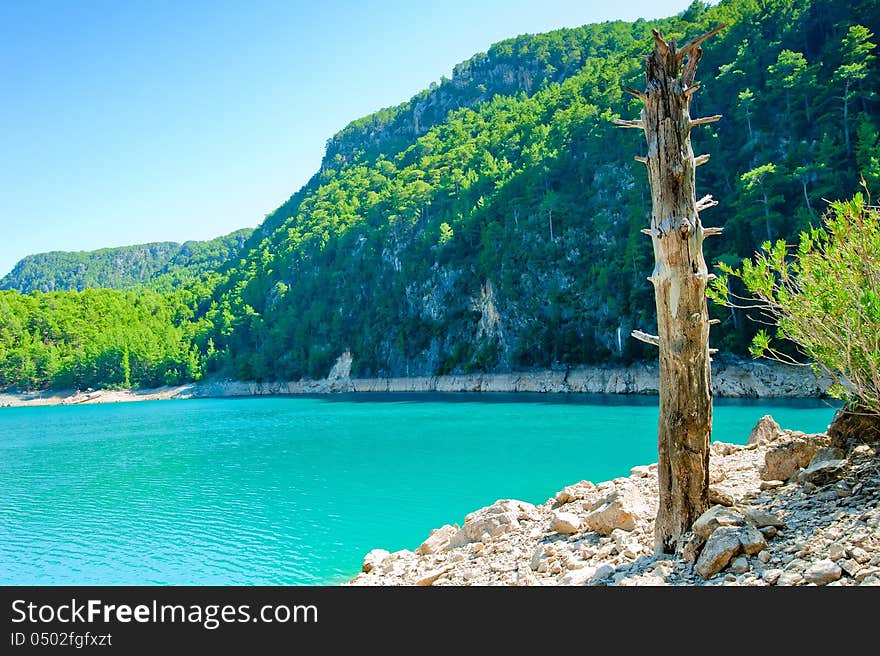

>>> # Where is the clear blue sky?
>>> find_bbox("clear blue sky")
[0,0,705,277]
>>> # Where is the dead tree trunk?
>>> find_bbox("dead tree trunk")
[615,25,725,553]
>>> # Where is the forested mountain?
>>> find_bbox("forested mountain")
[0,229,252,293]
[1,0,878,391]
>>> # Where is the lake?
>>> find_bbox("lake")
[0,393,837,585]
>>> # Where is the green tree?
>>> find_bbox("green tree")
[834,25,877,158]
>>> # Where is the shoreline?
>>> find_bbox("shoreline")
[349,417,880,586]
[0,358,833,409]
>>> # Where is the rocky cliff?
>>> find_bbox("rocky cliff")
[185,354,832,399]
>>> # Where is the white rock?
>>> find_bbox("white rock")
[551,511,581,535]
[630,465,651,478]
[361,549,391,573]
[747,415,783,446]
[449,499,534,546]
[584,487,645,535]
[762,568,783,584]
[742,507,785,528]
[692,505,746,539]
[695,526,743,579]
[554,481,595,505]
[776,571,804,586]
[416,565,453,586]
[709,467,726,484]
[829,542,848,561]
[804,559,842,585]
[416,524,459,555]
[559,566,598,586]
[850,547,870,564]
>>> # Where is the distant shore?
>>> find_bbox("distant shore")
[0,358,833,409]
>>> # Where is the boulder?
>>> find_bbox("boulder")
[692,505,746,539]
[829,543,847,561]
[747,415,783,446]
[729,556,750,574]
[804,559,842,586]
[708,485,735,507]
[629,465,651,478]
[554,481,595,505]
[583,487,645,535]
[449,499,535,547]
[589,564,615,584]
[695,526,743,579]
[362,549,391,573]
[738,525,768,555]
[827,407,880,449]
[776,571,804,586]
[551,511,581,535]
[711,441,744,456]
[799,459,847,486]
[812,446,846,462]
[742,507,786,529]
[530,544,548,571]
[761,433,829,481]
[762,568,783,584]
[416,524,459,555]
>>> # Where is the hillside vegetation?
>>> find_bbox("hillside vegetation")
[1,0,878,390]
[0,229,252,294]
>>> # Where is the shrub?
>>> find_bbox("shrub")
[708,189,880,416]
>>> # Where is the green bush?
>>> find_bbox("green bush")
[709,190,880,416]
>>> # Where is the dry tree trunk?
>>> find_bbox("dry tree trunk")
[615,25,725,554]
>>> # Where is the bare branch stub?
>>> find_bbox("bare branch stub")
[691,114,723,127]
[678,24,728,61]
[632,330,660,347]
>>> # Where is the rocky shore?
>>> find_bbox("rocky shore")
[0,356,832,408]
[350,415,879,586]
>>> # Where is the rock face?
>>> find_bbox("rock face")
[183,357,833,400]
[350,414,879,587]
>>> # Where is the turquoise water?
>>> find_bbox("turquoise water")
[0,394,837,585]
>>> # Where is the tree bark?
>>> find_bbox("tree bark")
[616,26,723,553]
